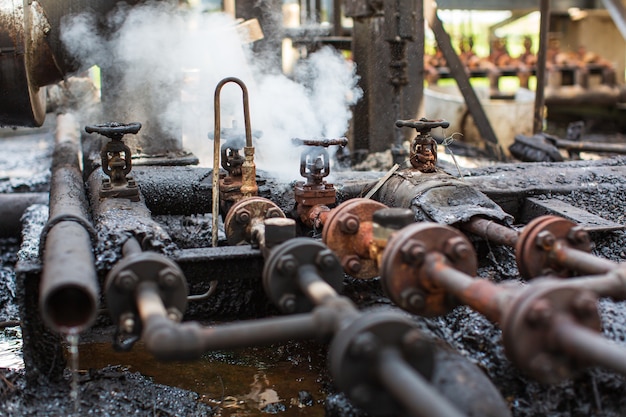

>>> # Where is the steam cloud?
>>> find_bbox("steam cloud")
[60,1,362,179]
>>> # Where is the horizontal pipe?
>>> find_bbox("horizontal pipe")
[138,281,336,360]
[40,114,98,334]
[553,314,626,377]
[0,193,48,238]
[553,243,617,276]
[461,216,519,248]
[378,347,466,417]
[424,252,506,323]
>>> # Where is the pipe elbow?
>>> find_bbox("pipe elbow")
[143,316,205,361]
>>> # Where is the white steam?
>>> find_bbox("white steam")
[60,2,361,180]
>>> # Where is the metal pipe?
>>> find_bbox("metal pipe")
[553,314,626,377]
[424,252,507,323]
[533,0,549,134]
[0,193,48,238]
[40,114,98,334]
[298,264,339,305]
[138,280,334,360]
[552,268,626,301]
[378,347,465,417]
[552,241,617,276]
[211,77,257,247]
[461,217,519,247]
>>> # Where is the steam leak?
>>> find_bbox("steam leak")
[60,2,361,180]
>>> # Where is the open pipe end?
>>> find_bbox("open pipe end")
[41,285,97,334]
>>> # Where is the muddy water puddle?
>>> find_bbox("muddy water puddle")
[76,341,327,416]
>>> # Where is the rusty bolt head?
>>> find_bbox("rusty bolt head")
[235,209,251,225]
[277,254,299,277]
[102,177,112,190]
[444,236,472,262]
[159,267,180,288]
[400,239,426,266]
[400,288,426,312]
[535,230,556,251]
[279,294,297,313]
[127,177,137,188]
[567,226,590,246]
[341,255,362,275]
[316,249,338,271]
[349,332,379,359]
[525,298,553,327]
[338,213,360,235]
[116,270,139,291]
[266,207,283,219]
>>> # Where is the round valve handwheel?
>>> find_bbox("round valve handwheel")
[380,222,477,317]
[322,198,388,279]
[515,215,593,280]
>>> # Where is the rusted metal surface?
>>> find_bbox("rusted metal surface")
[223,196,285,246]
[460,216,520,248]
[515,215,614,279]
[85,122,142,201]
[395,118,449,172]
[379,222,478,317]
[501,282,602,383]
[292,138,346,229]
[212,77,258,247]
[39,114,98,334]
[321,198,388,279]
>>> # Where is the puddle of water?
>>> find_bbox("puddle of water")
[0,326,24,370]
[78,341,327,416]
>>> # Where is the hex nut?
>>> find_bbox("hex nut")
[159,267,180,288]
[400,239,426,266]
[444,236,472,262]
[316,249,339,271]
[266,207,283,219]
[235,209,251,225]
[116,270,139,291]
[277,255,298,277]
[342,255,362,274]
[338,213,360,235]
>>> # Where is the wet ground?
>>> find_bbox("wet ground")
[4,120,626,416]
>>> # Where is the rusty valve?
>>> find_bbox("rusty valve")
[292,137,348,229]
[223,196,286,246]
[395,118,449,172]
[85,122,142,202]
[322,198,390,279]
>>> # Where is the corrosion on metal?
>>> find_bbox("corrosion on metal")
[322,198,389,279]
[223,196,285,246]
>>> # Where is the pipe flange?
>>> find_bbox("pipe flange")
[224,196,285,245]
[263,238,343,314]
[380,222,477,316]
[322,198,388,279]
[515,215,592,280]
[501,280,601,384]
[105,252,188,335]
[329,309,434,416]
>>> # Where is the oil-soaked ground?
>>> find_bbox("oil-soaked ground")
[3,121,626,416]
